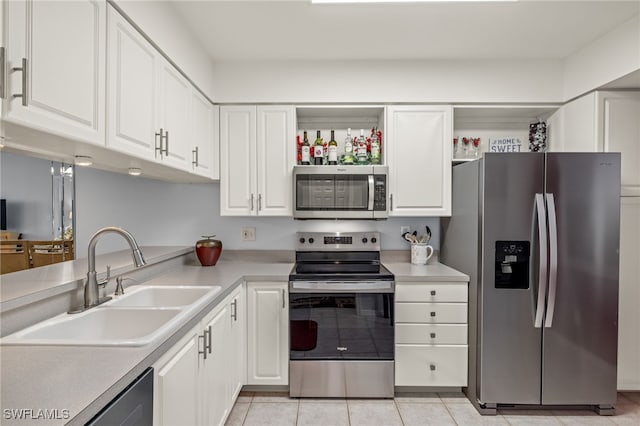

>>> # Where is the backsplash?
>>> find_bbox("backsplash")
[73,168,439,256]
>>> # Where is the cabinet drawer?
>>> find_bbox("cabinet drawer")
[395,303,467,324]
[396,283,468,303]
[395,345,468,387]
[396,324,467,345]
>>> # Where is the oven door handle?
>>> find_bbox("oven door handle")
[290,281,394,293]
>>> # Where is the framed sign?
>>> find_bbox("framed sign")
[488,137,523,153]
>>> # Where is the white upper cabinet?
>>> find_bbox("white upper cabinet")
[106,5,158,159]
[157,59,191,171]
[3,0,105,145]
[220,105,295,216]
[190,92,219,180]
[386,105,452,216]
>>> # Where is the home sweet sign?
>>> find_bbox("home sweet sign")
[488,137,523,153]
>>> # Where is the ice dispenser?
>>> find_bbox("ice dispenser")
[494,241,530,289]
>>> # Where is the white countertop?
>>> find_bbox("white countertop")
[0,247,467,425]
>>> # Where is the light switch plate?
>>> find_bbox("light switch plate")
[241,227,256,241]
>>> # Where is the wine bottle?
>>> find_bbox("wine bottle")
[342,128,354,164]
[313,130,324,165]
[301,131,311,165]
[370,127,381,164]
[328,130,338,165]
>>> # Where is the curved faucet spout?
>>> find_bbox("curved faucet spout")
[84,227,146,308]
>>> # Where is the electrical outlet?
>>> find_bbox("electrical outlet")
[400,226,410,235]
[241,227,256,241]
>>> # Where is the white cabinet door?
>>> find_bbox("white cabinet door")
[154,330,200,426]
[618,196,640,391]
[247,282,289,385]
[220,106,257,216]
[229,285,246,402]
[256,105,295,216]
[106,5,158,159]
[157,58,191,171]
[386,105,452,216]
[190,91,218,179]
[601,92,640,192]
[4,0,105,145]
[201,304,231,426]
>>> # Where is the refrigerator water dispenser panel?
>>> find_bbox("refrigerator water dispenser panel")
[495,241,530,289]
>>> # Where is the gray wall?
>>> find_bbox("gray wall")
[75,167,439,258]
[0,152,57,239]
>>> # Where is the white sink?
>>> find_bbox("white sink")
[106,285,221,308]
[0,285,223,347]
[0,307,183,346]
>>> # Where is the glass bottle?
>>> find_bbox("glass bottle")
[328,130,338,165]
[357,129,368,164]
[301,131,311,165]
[313,130,324,165]
[370,127,380,164]
[342,128,354,164]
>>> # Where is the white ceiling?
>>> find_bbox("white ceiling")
[169,0,640,63]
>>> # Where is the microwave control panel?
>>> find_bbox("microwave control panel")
[373,175,387,211]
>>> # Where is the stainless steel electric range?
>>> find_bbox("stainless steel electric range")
[288,232,395,398]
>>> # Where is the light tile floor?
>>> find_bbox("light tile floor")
[225,391,640,426]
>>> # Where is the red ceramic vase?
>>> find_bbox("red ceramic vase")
[195,235,223,266]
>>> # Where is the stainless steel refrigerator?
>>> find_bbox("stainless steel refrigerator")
[441,152,620,415]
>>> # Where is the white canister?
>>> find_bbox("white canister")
[411,243,434,265]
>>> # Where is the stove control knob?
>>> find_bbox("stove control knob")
[299,238,305,244]
[308,238,315,244]
[371,237,377,243]
[362,237,368,244]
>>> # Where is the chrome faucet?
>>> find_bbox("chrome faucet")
[82,227,146,309]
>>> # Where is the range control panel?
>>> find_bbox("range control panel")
[295,232,381,251]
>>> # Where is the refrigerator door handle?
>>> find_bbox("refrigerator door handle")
[534,193,548,328]
[544,193,558,328]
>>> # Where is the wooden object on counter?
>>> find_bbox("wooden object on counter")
[28,240,74,268]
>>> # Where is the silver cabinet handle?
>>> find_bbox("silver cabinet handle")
[0,47,5,99]
[231,299,237,321]
[430,364,436,371]
[192,146,199,168]
[282,289,285,309]
[163,130,169,156]
[390,194,393,211]
[545,193,558,328]
[155,128,164,158]
[198,332,207,360]
[207,325,212,354]
[250,194,254,211]
[430,333,436,338]
[258,194,262,211]
[11,57,27,106]
[533,193,548,328]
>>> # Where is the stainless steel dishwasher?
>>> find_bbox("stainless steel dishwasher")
[86,368,153,425]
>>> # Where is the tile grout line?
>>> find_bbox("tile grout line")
[439,396,461,426]
[392,399,406,426]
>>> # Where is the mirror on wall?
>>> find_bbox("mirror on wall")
[0,151,75,275]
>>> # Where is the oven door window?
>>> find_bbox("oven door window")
[290,293,394,360]
[296,175,369,211]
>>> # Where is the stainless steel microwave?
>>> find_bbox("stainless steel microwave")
[293,166,388,219]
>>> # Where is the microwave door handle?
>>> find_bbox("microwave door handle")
[368,175,375,210]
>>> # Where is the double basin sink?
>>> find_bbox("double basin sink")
[0,285,221,347]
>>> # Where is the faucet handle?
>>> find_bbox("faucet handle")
[98,265,111,288]
[115,276,136,296]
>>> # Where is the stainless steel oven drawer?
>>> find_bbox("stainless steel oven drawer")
[290,360,394,398]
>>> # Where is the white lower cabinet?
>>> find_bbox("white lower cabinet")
[395,282,468,387]
[153,285,246,426]
[246,281,289,385]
